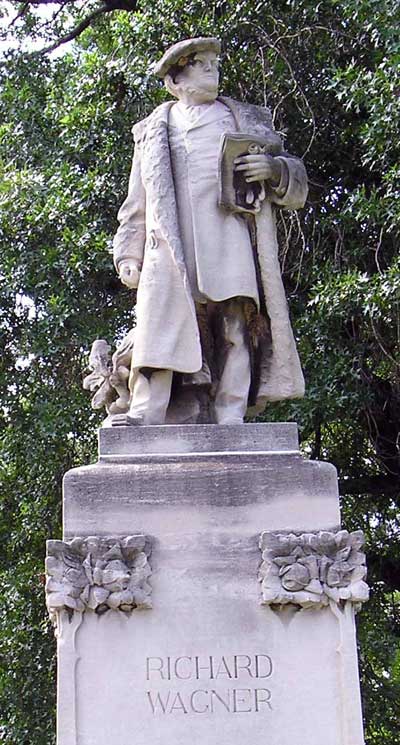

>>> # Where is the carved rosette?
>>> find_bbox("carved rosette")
[45,535,152,625]
[259,530,369,611]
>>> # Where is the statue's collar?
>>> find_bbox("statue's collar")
[150,96,240,129]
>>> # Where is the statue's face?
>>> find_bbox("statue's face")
[174,51,219,102]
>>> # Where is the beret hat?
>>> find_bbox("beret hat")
[154,37,221,79]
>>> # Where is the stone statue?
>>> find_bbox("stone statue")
[86,37,308,426]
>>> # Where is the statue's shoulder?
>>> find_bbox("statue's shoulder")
[132,102,172,142]
[132,118,148,143]
[220,96,274,130]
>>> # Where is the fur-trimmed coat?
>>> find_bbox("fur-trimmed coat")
[113,96,308,409]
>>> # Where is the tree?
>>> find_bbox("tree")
[0,1,399,742]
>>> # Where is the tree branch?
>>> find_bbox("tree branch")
[339,474,400,497]
[31,3,111,55]
[10,2,30,25]
[10,1,138,54]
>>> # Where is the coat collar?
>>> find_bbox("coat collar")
[145,96,272,132]
[169,100,233,132]
[147,96,242,128]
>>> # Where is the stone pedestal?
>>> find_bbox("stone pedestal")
[46,424,367,745]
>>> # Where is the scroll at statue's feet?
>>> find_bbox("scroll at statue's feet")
[126,414,145,426]
[110,413,145,427]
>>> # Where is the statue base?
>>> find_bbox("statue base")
[47,424,366,745]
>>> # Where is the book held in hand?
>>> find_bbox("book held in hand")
[218,132,282,214]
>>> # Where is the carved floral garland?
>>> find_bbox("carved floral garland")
[45,535,152,624]
[259,529,369,611]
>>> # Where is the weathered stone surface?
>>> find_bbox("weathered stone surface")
[63,423,339,538]
[99,421,299,457]
[46,535,152,627]
[259,530,369,610]
[55,423,365,745]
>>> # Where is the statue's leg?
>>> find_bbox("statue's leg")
[128,369,173,425]
[214,298,251,425]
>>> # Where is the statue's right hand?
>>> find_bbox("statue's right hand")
[118,260,140,289]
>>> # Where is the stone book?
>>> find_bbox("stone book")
[218,132,282,214]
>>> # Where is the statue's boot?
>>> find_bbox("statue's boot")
[127,369,173,425]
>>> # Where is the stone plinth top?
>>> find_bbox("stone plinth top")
[98,422,299,460]
[64,421,339,539]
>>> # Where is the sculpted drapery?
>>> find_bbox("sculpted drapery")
[113,95,308,415]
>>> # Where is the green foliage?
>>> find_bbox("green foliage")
[0,1,399,742]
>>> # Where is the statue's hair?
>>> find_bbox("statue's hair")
[164,55,200,99]
[166,53,197,83]
[164,73,179,98]
[164,55,218,100]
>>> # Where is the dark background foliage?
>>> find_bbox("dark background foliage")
[0,0,399,742]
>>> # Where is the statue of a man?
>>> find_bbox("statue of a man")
[112,37,308,425]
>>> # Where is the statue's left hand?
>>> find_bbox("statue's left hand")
[118,259,141,289]
[234,154,282,186]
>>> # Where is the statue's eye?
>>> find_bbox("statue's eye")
[190,57,219,69]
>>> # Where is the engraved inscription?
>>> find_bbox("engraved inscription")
[145,654,273,715]
[146,654,272,680]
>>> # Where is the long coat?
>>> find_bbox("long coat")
[113,96,308,409]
